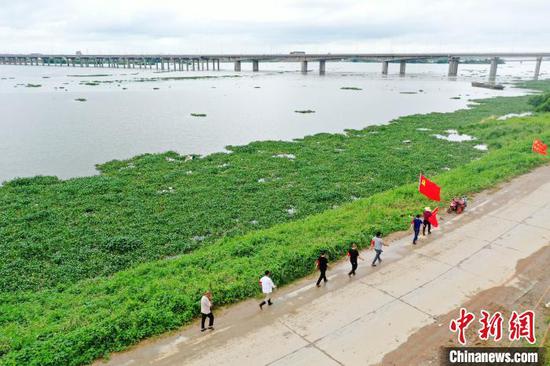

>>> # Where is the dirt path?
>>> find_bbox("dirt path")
[96,165,550,366]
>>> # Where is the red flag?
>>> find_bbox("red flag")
[428,207,439,228]
[532,139,547,156]
[419,174,441,201]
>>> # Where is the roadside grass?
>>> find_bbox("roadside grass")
[1,113,549,365]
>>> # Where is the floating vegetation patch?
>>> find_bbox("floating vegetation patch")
[42,76,50,79]
[25,84,42,88]
[399,91,418,94]
[254,86,261,88]
[153,87,159,90]
[81,81,100,86]
[74,98,87,102]
[294,110,315,114]
[340,86,362,90]
[68,74,112,77]
[191,113,207,117]
[450,96,461,99]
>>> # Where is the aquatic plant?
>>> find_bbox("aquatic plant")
[67,74,112,77]
[191,113,207,117]
[294,109,315,113]
[528,91,550,112]
[340,86,362,90]
[25,83,42,88]
[74,98,87,102]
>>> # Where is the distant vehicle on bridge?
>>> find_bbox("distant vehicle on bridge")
[289,51,305,55]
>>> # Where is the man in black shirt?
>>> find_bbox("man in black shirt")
[347,243,364,276]
[316,251,329,287]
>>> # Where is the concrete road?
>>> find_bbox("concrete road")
[98,165,550,366]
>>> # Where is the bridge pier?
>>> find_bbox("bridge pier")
[216,59,220,70]
[448,56,459,76]
[301,60,308,73]
[382,61,389,75]
[399,60,406,76]
[252,60,259,72]
[234,60,241,72]
[534,56,542,80]
[319,60,326,75]
[489,57,498,80]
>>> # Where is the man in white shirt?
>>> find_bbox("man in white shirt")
[370,231,389,267]
[200,291,214,332]
[259,270,276,309]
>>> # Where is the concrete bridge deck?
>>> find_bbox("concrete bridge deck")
[1,52,549,78]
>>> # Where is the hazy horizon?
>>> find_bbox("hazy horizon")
[1,0,549,54]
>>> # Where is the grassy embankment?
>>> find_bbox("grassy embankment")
[1,81,549,365]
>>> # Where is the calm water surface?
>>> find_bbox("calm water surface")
[0,61,545,183]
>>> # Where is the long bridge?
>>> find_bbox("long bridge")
[1,52,549,79]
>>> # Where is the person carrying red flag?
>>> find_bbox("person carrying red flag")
[423,207,432,235]
[428,207,439,228]
[419,174,441,201]
[532,139,548,156]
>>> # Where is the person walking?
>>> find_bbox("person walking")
[371,232,388,267]
[347,243,364,276]
[259,270,276,309]
[411,214,423,244]
[316,251,329,287]
[200,291,214,332]
[423,207,432,236]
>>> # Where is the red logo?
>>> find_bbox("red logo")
[508,310,536,344]
[478,310,503,342]
[449,308,476,345]
[450,309,536,345]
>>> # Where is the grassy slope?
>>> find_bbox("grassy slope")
[1,82,550,365]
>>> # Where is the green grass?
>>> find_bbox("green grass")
[1,80,550,365]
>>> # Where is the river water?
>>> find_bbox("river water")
[0,60,544,183]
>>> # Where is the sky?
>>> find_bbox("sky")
[0,0,549,54]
